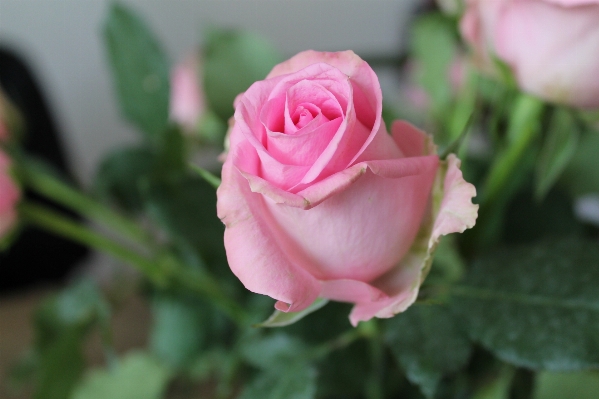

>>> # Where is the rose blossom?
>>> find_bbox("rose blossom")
[217,51,478,325]
[0,150,20,240]
[169,53,206,131]
[460,0,599,108]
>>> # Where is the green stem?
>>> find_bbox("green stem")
[172,267,249,327]
[20,202,164,284]
[309,322,375,361]
[20,159,151,246]
[189,163,221,189]
[481,94,545,208]
[366,320,385,399]
[21,201,248,326]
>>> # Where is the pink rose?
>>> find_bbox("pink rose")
[217,51,478,325]
[461,0,599,108]
[0,150,20,240]
[169,53,206,131]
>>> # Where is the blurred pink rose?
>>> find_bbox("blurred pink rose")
[169,53,206,131]
[0,151,20,240]
[461,0,599,108]
[217,50,478,325]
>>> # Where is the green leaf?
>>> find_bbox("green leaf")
[154,127,187,173]
[103,3,170,138]
[451,238,599,370]
[384,304,472,398]
[33,280,112,399]
[149,295,207,369]
[533,371,599,399]
[203,28,281,121]
[472,366,515,399]
[35,279,110,347]
[560,128,599,197]
[254,298,329,328]
[238,362,317,399]
[70,352,171,399]
[35,329,86,399]
[94,146,156,212]
[535,109,580,200]
[241,333,307,370]
[144,175,225,266]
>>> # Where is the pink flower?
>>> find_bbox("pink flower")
[217,51,478,325]
[0,150,20,240]
[461,0,599,108]
[169,53,206,131]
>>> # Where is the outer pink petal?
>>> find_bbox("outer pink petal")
[217,160,321,313]
[321,279,386,303]
[244,154,439,210]
[347,154,478,325]
[432,154,479,238]
[266,158,438,284]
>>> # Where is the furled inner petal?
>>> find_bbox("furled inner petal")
[284,79,343,135]
[293,104,317,128]
[266,117,343,166]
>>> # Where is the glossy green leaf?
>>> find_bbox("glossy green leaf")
[451,238,599,370]
[472,366,514,399]
[535,108,580,200]
[254,298,329,328]
[238,362,317,399]
[384,304,472,398]
[241,333,307,370]
[533,371,599,399]
[203,28,281,121]
[103,3,170,138]
[70,352,171,399]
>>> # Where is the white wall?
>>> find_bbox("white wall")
[0,0,418,183]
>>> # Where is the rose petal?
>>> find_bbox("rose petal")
[346,154,478,325]
[264,157,438,283]
[432,154,479,238]
[217,160,321,313]
[266,117,343,166]
[267,50,380,132]
[321,279,387,303]
[268,50,383,166]
[285,79,343,132]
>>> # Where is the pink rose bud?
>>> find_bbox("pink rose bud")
[460,0,599,108]
[169,53,206,131]
[0,151,20,240]
[217,51,478,325]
